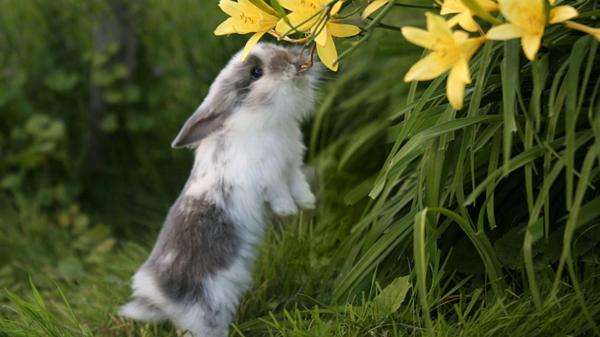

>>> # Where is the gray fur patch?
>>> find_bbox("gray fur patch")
[267,48,293,74]
[144,197,239,302]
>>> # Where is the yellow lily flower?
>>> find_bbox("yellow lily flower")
[362,0,390,20]
[440,0,498,32]
[275,0,361,71]
[564,21,600,42]
[486,0,578,60]
[214,0,280,61]
[402,13,485,110]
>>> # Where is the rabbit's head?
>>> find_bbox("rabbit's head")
[172,43,320,148]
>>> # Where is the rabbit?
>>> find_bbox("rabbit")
[119,42,320,337]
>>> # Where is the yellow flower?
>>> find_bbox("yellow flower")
[486,0,578,60]
[362,0,390,20]
[214,0,280,61]
[275,0,361,71]
[440,0,498,32]
[402,13,484,110]
[564,21,600,42]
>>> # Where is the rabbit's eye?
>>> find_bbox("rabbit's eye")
[250,66,263,79]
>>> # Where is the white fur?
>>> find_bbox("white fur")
[120,43,319,337]
[120,268,168,321]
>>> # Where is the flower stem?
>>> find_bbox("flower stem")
[393,3,435,9]
[375,22,402,31]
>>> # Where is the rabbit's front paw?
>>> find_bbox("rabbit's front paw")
[294,191,316,210]
[290,176,316,210]
[271,197,299,217]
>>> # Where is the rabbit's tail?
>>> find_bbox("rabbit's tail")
[119,297,167,322]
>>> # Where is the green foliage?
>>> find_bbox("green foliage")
[1,0,599,336]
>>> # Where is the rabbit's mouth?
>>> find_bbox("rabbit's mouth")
[298,62,312,73]
[297,43,316,73]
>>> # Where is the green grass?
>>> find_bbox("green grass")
[1,0,600,336]
[1,223,600,337]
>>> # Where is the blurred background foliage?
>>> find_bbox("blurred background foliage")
[0,0,599,336]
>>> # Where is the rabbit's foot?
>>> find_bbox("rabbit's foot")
[293,190,315,210]
[270,196,299,216]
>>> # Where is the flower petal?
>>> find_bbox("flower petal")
[549,6,578,24]
[314,25,329,46]
[276,11,317,35]
[499,0,544,29]
[425,12,454,40]
[479,0,499,12]
[404,52,453,82]
[278,0,304,12]
[486,23,522,40]
[219,0,241,17]
[214,18,237,35]
[447,14,462,28]
[316,32,339,71]
[458,12,479,32]
[447,69,466,110]
[259,16,279,31]
[328,23,361,37]
[446,58,471,110]
[240,31,266,61]
[401,27,436,50]
[361,0,390,20]
[440,0,465,15]
[239,0,260,11]
[290,11,319,31]
[452,30,470,44]
[451,57,471,84]
[459,37,485,60]
[521,33,542,61]
[331,1,343,16]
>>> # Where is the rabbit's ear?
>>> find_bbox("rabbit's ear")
[171,105,226,148]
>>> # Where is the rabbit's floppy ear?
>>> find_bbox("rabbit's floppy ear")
[172,48,262,148]
[171,104,227,148]
[171,65,244,149]
[171,79,238,148]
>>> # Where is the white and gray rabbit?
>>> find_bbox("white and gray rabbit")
[119,43,320,337]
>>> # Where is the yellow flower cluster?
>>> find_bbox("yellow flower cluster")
[402,13,485,110]
[214,0,599,109]
[214,0,360,71]
[387,0,598,110]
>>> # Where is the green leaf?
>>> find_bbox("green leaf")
[269,0,287,16]
[577,196,600,229]
[389,115,502,168]
[494,226,525,270]
[500,40,519,173]
[565,37,591,209]
[374,275,411,317]
[0,174,22,190]
[100,114,119,133]
[44,71,79,92]
[104,90,124,104]
[57,257,84,280]
[413,209,433,333]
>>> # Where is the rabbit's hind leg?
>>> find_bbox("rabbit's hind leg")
[175,258,252,337]
[172,301,231,337]
[119,296,167,321]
